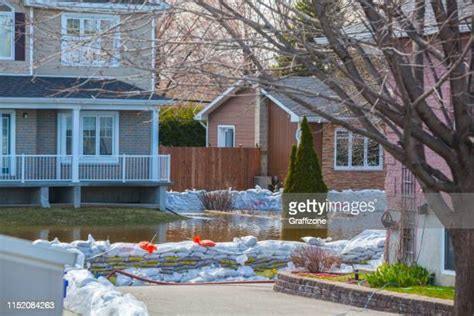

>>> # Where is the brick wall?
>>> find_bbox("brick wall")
[16,110,37,154]
[321,123,385,190]
[37,110,57,154]
[14,110,151,155]
[119,111,151,155]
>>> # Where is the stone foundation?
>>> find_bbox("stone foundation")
[274,272,453,315]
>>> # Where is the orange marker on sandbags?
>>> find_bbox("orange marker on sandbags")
[193,235,216,247]
[138,241,157,254]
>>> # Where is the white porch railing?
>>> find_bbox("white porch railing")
[0,155,171,183]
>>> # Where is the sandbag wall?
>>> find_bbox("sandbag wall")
[87,239,297,277]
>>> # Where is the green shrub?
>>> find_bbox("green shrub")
[160,104,206,147]
[365,263,430,288]
[284,117,327,193]
[283,144,297,193]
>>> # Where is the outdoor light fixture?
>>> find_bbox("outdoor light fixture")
[22,112,28,119]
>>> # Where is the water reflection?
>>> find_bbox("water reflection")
[0,211,383,243]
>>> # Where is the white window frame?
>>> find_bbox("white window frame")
[217,125,235,148]
[0,2,14,60]
[334,128,383,171]
[441,228,456,276]
[0,110,16,175]
[58,111,119,163]
[60,13,120,67]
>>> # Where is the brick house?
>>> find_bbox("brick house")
[339,0,471,287]
[0,0,173,208]
[194,76,385,191]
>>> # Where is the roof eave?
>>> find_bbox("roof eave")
[194,82,244,121]
[23,0,170,13]
[0,97,174,109]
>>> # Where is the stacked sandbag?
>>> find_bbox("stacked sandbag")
[165,187,386,213]
[115,265,272,286]
[339,230,386,263]
[33,229,387,285]
[64,269,148,315]
[88,237,301,277]
[231,187,282,211]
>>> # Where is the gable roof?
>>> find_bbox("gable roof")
[194,76,347,123]
[0,76,172,104]
[263,76,347,122]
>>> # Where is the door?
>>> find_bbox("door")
[0,113,13,175]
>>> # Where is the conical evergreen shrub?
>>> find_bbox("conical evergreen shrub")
[284,144,297,193]
[290,116,328,193]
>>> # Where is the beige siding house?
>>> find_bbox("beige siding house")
[0,0,173,208]
[195,77,385,191]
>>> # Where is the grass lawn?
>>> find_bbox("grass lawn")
[300,273,454,300]
[0,207,184,226]
[385,285,454,300]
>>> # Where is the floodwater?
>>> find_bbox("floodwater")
[0,211,384,243]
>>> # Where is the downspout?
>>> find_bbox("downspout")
[29,8,33,75]
[199,121,208,147]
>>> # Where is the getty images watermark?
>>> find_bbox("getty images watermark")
[287,199,378,225]
[281,193,381,228]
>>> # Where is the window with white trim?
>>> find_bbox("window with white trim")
[217,125,235,148]
[0,3,14,59]
[59,112,119,159]
[61,14,120,66]
[334,129,383,170]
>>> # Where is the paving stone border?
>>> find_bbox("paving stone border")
[274,272,453,315]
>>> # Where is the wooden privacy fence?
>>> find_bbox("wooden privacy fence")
[159,146,261,191]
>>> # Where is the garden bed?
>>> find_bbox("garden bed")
[297,272,454,300]
[274,272,453,315]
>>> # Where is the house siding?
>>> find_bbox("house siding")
[32,8,154,91]
[0,0,155,90]
[267,100,298,181]
[207,88,256,147]
[0,0,31,75]
[267,101,323,183]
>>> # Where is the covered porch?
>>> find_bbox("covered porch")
[0,76,173,208]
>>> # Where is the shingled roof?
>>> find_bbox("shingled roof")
[263,76,348,121]
[0,76,171,102]
[194,76,348,122]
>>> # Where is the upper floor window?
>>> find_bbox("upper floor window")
[334,128,383,171]
[0,3,14,60]
[61,14,120,67]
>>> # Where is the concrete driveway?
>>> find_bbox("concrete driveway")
[120,284,398,316]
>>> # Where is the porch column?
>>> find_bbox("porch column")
[72,108,80,183]
[151,108,159,180]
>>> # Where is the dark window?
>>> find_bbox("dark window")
[444,230,455,271]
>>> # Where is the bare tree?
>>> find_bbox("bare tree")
[191,0,473,314]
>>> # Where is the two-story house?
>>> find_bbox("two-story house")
[0,0,173,208]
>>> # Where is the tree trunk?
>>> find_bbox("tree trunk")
[450,228,474,316]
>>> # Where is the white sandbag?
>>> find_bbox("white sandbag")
[64,269,148,316]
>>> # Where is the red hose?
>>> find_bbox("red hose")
[106,269,276,286]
